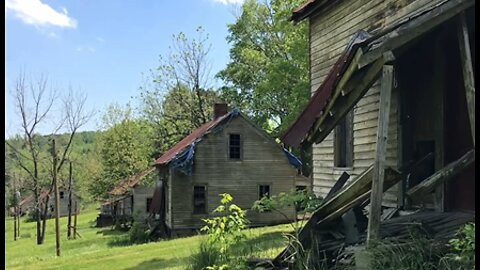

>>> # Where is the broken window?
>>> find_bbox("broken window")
[229,134,241,159]
[146,198,153,213]
[259,185,271,200]
[334,110,353,167]
[59,191,64,199]
[193,186,207,214]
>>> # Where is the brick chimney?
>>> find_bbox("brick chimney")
[213,103,228,119]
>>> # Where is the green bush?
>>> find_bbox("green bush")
[187,240,223,270]
[189,193,249,270]
[128,220,150,244]
[439,222,475,270]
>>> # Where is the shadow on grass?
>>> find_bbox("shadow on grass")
[97,228,126,236]
[232,231,287,255]
[122,258,180,270]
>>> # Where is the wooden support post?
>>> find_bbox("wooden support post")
[73,201,78,240]
[52,139,61,256]
[457,12,475,146]
[67,161,73,239]
[367,64,393,245]
[13,174,17,241]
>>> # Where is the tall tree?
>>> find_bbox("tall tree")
[92,103,153,198]
[138,27,220,157]
[217,0,309,138]
[6,72,93,244]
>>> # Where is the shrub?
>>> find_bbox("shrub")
[128,219,150,244]
[189,193,249,270]
[187,240,223,270]
[439,222,475,270]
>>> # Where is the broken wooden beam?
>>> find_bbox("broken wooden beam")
[457,11,475,146]
[273,165,401,266]
[367,64,394,244]
[358,0,475,69]
[323,172,350,202]
[407,149,475,198]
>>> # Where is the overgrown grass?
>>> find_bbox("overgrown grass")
[5,205,290,270]
[369,224,475,270]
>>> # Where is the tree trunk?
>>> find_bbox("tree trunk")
[40,194,50,243]
[52,139,61,256]
[34,190,42,245]
[67,161,73,239]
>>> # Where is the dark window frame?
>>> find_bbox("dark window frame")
[228,133,242,160]
[258,185,271,200]
[193,185,207,214]
[146,197,153,213]
[334,110,353,168]
[59,191,64,199]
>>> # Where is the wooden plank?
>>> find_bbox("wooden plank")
[406,149,475,198]
[274,165,401,264]
[457,12,475,146]
[309,49,364,140]
[306,54,387,146]
[323,172,350,202]
[358,0,475,69]
[367,65,393,244]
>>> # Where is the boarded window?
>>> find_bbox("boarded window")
[259,185,271,200]
[59,191,64,199]
[334,110,353,167]
[193,186,207,214]
[229,134,241,159]
[146,198,153,213]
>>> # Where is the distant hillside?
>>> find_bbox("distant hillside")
[5,130,103,205]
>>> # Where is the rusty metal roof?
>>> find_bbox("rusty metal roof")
[291,0,334,22]
[153,112,233,166]
[281,31,370,148]
[108,167,156,196]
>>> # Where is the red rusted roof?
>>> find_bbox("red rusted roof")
[154,112,232,166]
[281,31,370,148]
[291,0,333,22]
[281,53,349,148]
[108,167,156,196]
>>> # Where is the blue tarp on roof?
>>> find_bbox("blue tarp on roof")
[283,148,302,169]
[169,142,196,176]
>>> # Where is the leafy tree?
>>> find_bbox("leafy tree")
[138,27,220,157]
[92,103,154,198]
[217,0,309,138]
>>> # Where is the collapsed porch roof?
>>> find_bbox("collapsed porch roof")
[281,0,474,149]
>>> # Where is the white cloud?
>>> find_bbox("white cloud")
[96,37,105,43]
[211,0,244,5]
[5,0,77,28]
[47,32,58,38]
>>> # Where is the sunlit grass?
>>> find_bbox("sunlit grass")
[5,205,291,270]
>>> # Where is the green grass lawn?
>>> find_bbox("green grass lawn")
[5,206,292,270]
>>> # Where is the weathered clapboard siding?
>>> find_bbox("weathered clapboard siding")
[309,0,442,206]
[169,116,297,231]
[43,189,80,218]
[132,186,154,217]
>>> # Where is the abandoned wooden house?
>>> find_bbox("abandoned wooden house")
[266,0,475,267]
[149,103,304,236]
[19,188,80,219]
[96,167,156,227]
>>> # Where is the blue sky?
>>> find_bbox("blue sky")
[5,0,243,137]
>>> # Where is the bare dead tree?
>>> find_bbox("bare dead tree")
[40,87,94,245]
[6,72,94,246]
[6,72,56,245]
